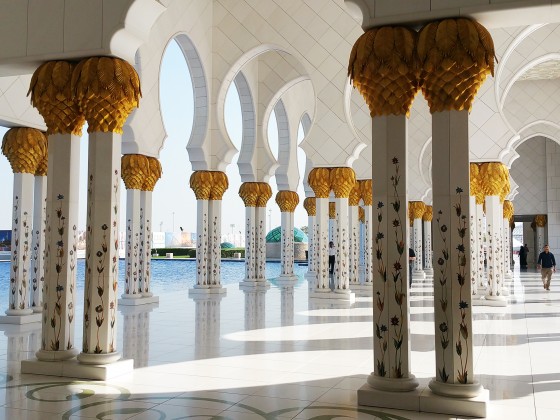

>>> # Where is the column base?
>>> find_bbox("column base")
[412,270,426,280]
[77,351,122,365]
[118,295,159,306]
[309,290,355,303]
[142,291,154,298]
[423,268,434,277]
[121,293,143,300]
[472,295,508,307]
[0,312,41,325]
[31,306,42,314]
[358,379,488,418]
[428,378,482,398]
[36,348,79,361]
[21,357,133,380]
[349,283,373,296]
[188,286,227,296]
[239,281,270,291]
[274,277,298,287]
[304,271,317,281]
[367,373,419,392]
[278,274,298,282]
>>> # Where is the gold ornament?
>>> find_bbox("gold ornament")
[72,57,141,133]
[358,179,373,206]
[470,163,484,205]
[348,26,419,117]
[189,171,213,200]
[239,182,260,207]
[256,183,272,207]
[479,162,509,200]
[329,202,336,219]
[28,61,85,135]
[35,144,49,176]
[121,154,150,190]
[349,182,361,206]
[276,191,299,213]
[535,215,547,228]
[409,201,426,220]
[330,167,356,198]
[142,157,162,192]
[418,18,496,112]
[1,128,47,174]
[209,171,228,200]
[359,206,365,223]
[308,168,331,198]
[503,200,514,221]
[303,197,316,216]
[423,205,433,222]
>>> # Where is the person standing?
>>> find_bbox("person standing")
[408,247,416,288]
[519,244,528,269]
[328,241,335,275]
[537,244,556,290]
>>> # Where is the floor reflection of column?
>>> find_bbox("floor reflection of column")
[120,303,158,368]
[280,286,294,326]
[2,324,41,402]
[243,289,266,331]
[193,295,222,360]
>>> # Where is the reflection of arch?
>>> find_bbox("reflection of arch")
[172,34,209,170]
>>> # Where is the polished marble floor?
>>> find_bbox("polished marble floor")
[0,265,559,419]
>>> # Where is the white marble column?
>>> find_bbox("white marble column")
[484,195,506,303]
[476,203,486,291]
[7,174,35,318]
[255,206,268,281]
[140,190,154,297]
[430,109,480,398]
[208,199,223,287]
[422,210,433,277]
[79,131,122,364]
[535,216,546,257]
[195,199,210,288]
[122,188,142,300]
[245,206,256,281]
[308,169,331,296]
[469,195,480,297]
[360,182,373,286]
[191,294,222,359]
[503,219,512,279]
[410,209,426,280]
[333,196,351,295]
[303,197,317,282]
[30,174,47,313]
[121,303,157,368]
[280,286,295,326]
[349,203,360,287]
[276,191,298,283]
[367,114,417,391]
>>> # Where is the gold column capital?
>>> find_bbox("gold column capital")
[503,200,514,222]
[535,214,547,228]
[303,197,316,216]
[1,128,48,174]
[121,154,150,190]
[423,205,433,222]
[409,201,426,220]
[479,162,509,200]
[349,182,361,206]
[349,26,419,116]
[209,171,228,200]
[418,18,496,112]
[189,171,213,200]
[72,57,141,134]
[142,157,162,192]
[256,183,272,207]
[308,167,331,198]
[470,163,485,205]
[359,206,365,223]
[330,167,356,198]
[276,191,299,213]
[28,61,85,135]
[358,179,373,206]
[239,182,260,207]
[329,201,336,219]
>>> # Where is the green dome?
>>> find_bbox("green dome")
[266,226,308,243]
[220,242,235,249]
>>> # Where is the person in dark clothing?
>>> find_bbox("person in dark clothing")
[537,244,556,290]
[328,241,335,274]
[519,244,528,269]
[408,248,416,288]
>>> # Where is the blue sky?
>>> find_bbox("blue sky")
[0,40,309,236]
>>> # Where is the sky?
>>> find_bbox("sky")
[0,40,309,238]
